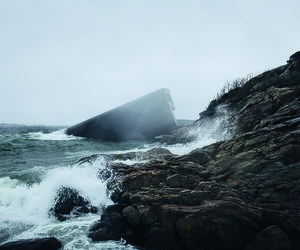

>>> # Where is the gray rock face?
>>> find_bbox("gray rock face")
[66,88,177,141]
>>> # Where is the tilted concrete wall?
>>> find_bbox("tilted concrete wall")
[66,88,177,141]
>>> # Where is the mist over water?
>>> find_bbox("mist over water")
[0,121,230,248]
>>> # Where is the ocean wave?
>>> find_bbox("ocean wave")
[0,161,111,225]
[26,129,84,141]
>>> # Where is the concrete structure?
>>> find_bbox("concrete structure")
[66,88,177,141]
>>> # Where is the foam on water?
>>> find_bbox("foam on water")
[166,116,231,155]
[13,215,137,250]
[27,129,83,141]
[0,158,115,247]
[112,159,148,165]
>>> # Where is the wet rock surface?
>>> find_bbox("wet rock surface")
[88,53,300,249]
[88,204,143,246]
[243,225,291,250]
[0,237,62,250]
[49,186,98,221]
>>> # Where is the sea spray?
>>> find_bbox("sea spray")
[0,158,114,248]
[165,108,233,155]
[1,162,109,221]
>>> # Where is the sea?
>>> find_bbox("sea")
[0,120,228,249]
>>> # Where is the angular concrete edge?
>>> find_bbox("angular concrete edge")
[66,88,178,141]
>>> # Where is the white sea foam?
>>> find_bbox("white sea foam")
[27,129,83,141]
[0,158,136,249]
[165,137,216,156]
[112,159,148,165]
[0,161,111,234]
[164,117,229,155]
[13,215,138,249]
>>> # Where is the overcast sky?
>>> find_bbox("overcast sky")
[1,0,299,125]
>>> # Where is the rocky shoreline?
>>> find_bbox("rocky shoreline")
[87,53,300,250]
[1,52,299,250]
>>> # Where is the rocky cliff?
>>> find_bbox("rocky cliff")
[87,52,300,250]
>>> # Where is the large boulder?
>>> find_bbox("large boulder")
[0,237,62,250]
[244,225,291,250]
[287,51,300,64]
[49,186,97,221]
[88,204,142,246]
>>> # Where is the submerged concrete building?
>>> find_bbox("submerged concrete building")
[66,88,178,141]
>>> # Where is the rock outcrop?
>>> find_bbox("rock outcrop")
[87,52,300,249]
[66,88,177,141]
[0,237,62,250]
[287,51,300,64]
[49,186,98,221]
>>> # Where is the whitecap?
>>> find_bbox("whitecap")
[26,129,83,141]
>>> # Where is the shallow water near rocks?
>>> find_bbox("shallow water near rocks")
[0,123,226,249]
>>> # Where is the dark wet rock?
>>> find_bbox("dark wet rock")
[0,237,62,250]
[176,200,262,250]
[49,186,97,221]
[122,206,141,229]
[88,204,142,245]
[175,148,210,165]
[0,228,10,244]
[235,86,300,133]
[244,225,291,250]
[97,129,300,248]
[287,51,300,64]
[166,174,181,188]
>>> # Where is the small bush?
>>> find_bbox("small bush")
[215,74,253,101]
[200,74,254,119]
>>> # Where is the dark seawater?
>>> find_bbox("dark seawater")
[0,124,149,183]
